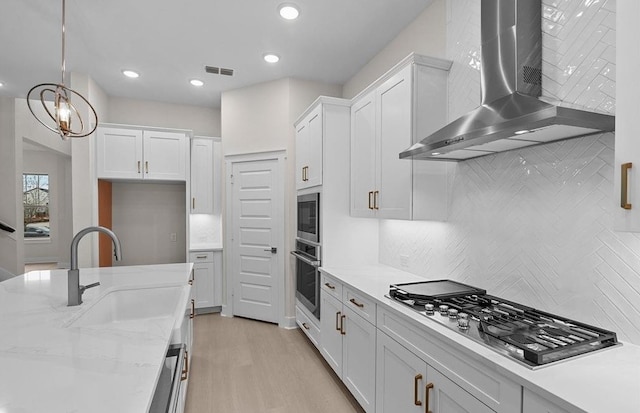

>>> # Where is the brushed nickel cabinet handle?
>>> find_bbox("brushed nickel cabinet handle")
[192,197,195,209]
[190,299,195,319]
[196,255,207,259]
[145,161,149,174]
[324,282,335,290]
[425,382,434,413]
[349,298,364,308]
[374,190,379,210]
[181,350,189,381]
[622,162,632,209]
[368,191,373,209]
[302,322,310,330]
[137,161,141,173]
[335,311,341,331]
[340,314,346,335]
[414,374,423,406]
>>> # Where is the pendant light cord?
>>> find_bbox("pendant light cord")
[61,0,66,85]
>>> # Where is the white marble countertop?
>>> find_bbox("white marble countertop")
[0,263,193,413]
[321,264,640,413]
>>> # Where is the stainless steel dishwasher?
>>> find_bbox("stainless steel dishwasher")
[149,344,186,413]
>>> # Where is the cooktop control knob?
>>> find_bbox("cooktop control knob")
[439,305,449,315]
[458,313,470,330]
[424,303,434,315]
[448,308,459,319]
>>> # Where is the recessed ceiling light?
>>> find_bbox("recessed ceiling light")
[122,70,139,78]
[190,79,204,87]
[431,152,441,156]
[0,82,4,87]
[278,3,300,20]
[264,53,280,63]
[514,129,531,135]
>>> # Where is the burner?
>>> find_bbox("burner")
[389,281,619,368]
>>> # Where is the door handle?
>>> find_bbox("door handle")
[264,247,277,254]
[621,162,632,209]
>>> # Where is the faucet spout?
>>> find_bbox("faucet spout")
[68,226,122,306]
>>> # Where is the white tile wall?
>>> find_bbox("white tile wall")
[380,0,640,344]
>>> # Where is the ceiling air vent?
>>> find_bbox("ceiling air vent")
[205,66,234,76]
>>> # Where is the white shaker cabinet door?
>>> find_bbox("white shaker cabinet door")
[190,138,214,214]
[376,63,412,220]
[143,130,187,181]
[342,306,376,413]
[296,105,323,190]
[376,330,427,413]
[320,291,343,377]
[350,91,376,217]
[427,366,495,413]
[96,127,143,179]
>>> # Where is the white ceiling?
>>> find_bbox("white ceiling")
[0,0,431,108]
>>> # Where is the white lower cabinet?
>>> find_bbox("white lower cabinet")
[376,331,494,413]
[189,251,222,310]
[295,304,320,348]
[320,276,376,413]
[522,389,571,413]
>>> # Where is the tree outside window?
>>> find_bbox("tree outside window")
[23,174,50,238]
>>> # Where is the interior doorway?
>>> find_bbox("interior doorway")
[225,151,285,326]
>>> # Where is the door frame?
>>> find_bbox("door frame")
[223,150,287,327]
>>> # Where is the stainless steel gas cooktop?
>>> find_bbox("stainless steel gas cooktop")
[388,280,619,369]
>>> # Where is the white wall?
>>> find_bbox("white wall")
[0,96,22,276]
[221,77,341,320]
[23,149,72,265]
[373,1,637,343]
[108,96,220,136]
[112,182,186,266]
[342,0,446,99]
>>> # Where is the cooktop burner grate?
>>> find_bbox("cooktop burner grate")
[388,281,619,368]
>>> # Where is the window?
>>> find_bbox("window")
[23,173,50,238]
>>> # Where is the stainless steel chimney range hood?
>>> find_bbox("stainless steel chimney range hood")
[400,0,615,161]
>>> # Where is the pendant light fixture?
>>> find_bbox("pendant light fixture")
[27,0,98,140]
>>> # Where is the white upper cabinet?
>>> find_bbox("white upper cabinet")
[350,54,454,220]
[295,105,323,190]
[190,137,214,214]
[295,97,351,191]
[97,125,188,182]
[615,2,640,231]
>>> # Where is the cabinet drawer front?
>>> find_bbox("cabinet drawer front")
[344,287,375,324]
[189,251,213,263]
[296,305,320,349]
[321,272,343,301]
[377,307,521,413]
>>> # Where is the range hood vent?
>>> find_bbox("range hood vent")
[400,0,615,161]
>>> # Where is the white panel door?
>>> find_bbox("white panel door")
[231,159,281,323]
[143,130,187,181]
[96,127,143,179]
[376,64,412,220]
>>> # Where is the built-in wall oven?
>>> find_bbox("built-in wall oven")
[297,193,320,243]
[292,238,321,320]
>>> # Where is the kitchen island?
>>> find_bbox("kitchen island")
[320,264,640,413]
[0,263,193,413]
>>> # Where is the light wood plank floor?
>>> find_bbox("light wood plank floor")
[185,313,365,413]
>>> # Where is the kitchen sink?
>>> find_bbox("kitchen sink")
[69,285,188,327]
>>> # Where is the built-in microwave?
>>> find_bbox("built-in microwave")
[297,192,320,243]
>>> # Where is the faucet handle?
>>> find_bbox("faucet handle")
[80,282,101,294]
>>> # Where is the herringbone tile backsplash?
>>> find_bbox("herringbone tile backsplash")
[380,0,640,344]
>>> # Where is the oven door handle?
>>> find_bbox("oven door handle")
[290,251,321,267]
